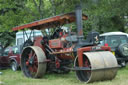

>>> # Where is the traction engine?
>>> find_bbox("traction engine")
[12,6,119,83]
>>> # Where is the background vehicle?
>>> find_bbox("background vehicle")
[99,32,128,66]
[0,45,21,71]
[16,30,43,46]
[0,45,2,56]
[9,46,21,71]
[0,46,11,69]
[12,6,118,83]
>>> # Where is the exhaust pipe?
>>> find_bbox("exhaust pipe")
[75,5,83,37]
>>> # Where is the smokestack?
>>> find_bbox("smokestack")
[75,5,83,37]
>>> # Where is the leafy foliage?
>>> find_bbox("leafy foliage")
[0,32,15,49]
[0,0,128,47]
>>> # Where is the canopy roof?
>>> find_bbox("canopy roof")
[12,12,88,31]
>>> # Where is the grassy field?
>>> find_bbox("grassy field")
[0,67,128,85]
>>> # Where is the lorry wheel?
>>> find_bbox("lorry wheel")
[11,61,18,71]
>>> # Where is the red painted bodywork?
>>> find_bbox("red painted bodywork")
[32,35,74,60]
[77,46,111,67]
[12,12,87,31]
[8,47,21,67]
[0,47,21,68]
[33,36,45,51]
[56,47,74,59]
[9,54,21,66]
[48,33,75,59]
[49,39,63,49]
[0,52,10,67]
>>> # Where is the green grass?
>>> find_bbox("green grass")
[0,67,128,85]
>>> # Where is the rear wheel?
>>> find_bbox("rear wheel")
[21,46,46,78]
[11,61,18,71]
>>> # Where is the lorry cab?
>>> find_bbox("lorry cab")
[16,30,43,46]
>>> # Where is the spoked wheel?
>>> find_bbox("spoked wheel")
[21,46,46,78]
[74,55,91,82]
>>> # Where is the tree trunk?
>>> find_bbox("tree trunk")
[33,0,44,18]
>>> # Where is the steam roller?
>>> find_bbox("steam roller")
[14,5,119,83]
[21,45,118,83]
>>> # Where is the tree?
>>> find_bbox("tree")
[0,0,128,48]
[0,32,15,49]
[81,0,128,34]
[0,0,34,47]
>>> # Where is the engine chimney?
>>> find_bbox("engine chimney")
[75,5,83,37]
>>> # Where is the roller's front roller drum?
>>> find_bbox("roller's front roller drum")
[75,51,118,83]
[21,46,46,78]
